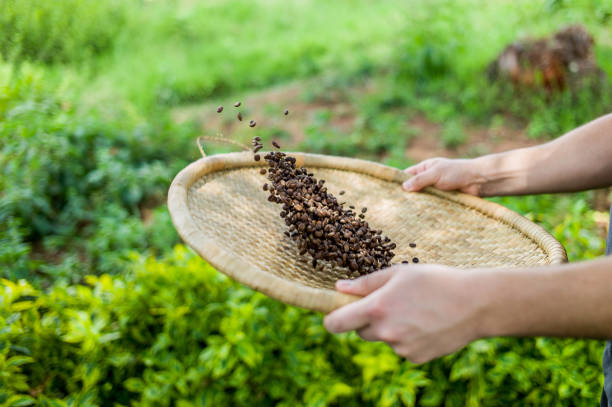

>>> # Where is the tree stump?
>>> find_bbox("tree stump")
[487,25,606,92]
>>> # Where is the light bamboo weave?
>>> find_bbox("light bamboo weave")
[168,152,567,313]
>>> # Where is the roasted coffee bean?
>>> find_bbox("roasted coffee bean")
[253,136,397,276]
[412,257,419,263]
[409,243,416,248]
[361,207,367,213]
[253,145,263,153]
[254,154,261,161]
[249,120,256,128]
[339,190,345,195]
[284,109,289,115]
[402,260,409,264]
[254,136,261,142]
[234,101,241,107]
[263,183,268,191]
[216,106,223,113]
[272,141,280,149]
[260,168,267,175]
[237,112,243,121]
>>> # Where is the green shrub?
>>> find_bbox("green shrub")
[0,245,606,406]
[441,120,467,149]
[0,0,126,64]
[92,0,404,109]
[395,0,462,84]
[0,66,195,284]
[391,0,612,136]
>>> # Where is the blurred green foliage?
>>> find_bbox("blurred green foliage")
[84,0,403,110]
[0,66,189,284]
[0,247,605,406]
[0,0,125,64]
[390,0,612,139]
[441,121,467,150]
[0,0,611,405]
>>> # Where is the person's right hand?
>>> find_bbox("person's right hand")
[402,158,485,196]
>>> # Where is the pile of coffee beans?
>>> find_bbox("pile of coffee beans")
[215,102,418,274]
[252,137,397,277]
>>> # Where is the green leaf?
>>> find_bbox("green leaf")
[235,342,260,368]
[380,385,398,407]
[6,396,35,407]
[124,378,145,393]
[7,356,34,367]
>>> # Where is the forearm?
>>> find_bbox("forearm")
[474,113,612,196]
[475,256,612,339]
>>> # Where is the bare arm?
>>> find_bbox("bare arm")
[324,257,612,364]
[324,115,612,362]
[480,256,612,339]
[403,113,612,196]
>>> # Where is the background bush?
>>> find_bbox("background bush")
[0,0,125,64]
[0,247,605,407]
[0,66,190,284]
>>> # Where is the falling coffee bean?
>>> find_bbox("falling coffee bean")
[254,154,261,161]
[216,106,223,113]
[409,243,416,248]
[234,101,241,107]
[260,168,267,175]
[284,109,289,115]
[272,141,280,149]
[339,191,345,195]
[237,112,243,121]
[249,120,256,128]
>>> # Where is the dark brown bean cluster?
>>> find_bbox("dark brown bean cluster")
[253,138,397,277]
[216,103,418,271]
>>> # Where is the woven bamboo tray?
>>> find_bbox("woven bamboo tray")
[168,151,567,313]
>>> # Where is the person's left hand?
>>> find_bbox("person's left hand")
[323,264,489,364]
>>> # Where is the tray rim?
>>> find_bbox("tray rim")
[167,151,567,313]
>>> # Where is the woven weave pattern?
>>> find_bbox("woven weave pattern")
[169,152,565,311]
[187,166,548,290]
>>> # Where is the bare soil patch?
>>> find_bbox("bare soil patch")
[172,79,540,161]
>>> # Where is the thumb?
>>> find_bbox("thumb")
[336,268,397,296]
[402,170,439,192]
